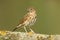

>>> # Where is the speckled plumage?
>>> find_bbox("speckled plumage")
[13,7,37,32]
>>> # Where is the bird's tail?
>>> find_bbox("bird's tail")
[12,24,22,31]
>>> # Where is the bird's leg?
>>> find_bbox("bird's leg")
[23,26,27,33]
[26,27,35,36]
[29,27,35,33]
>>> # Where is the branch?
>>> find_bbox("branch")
[0,31,60,40]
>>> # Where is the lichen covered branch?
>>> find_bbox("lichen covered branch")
[0,31,60,40]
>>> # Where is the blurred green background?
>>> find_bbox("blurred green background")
[0,0,60,34]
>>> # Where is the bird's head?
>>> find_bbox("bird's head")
[27,7,36,13]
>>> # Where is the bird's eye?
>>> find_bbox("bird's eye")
[30,9,32,10]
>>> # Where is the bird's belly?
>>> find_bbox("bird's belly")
[24,18,36,26]
[23,15,36,26]
[29,18,36,26]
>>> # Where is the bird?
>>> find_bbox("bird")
[12,7,37,33]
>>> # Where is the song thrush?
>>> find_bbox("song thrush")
[13,7,37,33]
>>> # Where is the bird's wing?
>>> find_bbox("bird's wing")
[12,13,30,31]
[19,13,30,24]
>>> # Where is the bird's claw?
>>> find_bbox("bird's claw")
[26,31,35,37]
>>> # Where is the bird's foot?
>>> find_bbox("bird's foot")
[26,31,35,37]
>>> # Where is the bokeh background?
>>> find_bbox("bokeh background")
[0,0,60,34]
